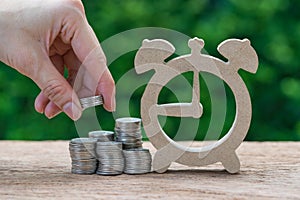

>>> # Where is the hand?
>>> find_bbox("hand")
[0,0,116,120]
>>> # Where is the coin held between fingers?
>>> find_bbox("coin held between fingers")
[79,95,103,110]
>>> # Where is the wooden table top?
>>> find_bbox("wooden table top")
[0,141,299,199]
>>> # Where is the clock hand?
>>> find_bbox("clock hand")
[156,71,202,118]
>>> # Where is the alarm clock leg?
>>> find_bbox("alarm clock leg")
[221,151,240,174]
[152,150,172,173]
[154,165,170,174]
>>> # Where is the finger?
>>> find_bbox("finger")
[45,101,62,119]
[35,55,65,118]
[97,70,116,112]
[34,92,49,114]
[63,48,114,110]
[43,55,65,119]
[31,52,82,121]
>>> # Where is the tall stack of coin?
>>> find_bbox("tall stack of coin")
[69,138,97,174]
[89,130,114,142]
[115,118,143,149]
[95,142,124,175]
[123,149,152,174]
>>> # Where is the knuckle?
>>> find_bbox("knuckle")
[60,0,85,16]
[42,79,68,105]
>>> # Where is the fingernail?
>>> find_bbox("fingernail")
[38,110,44,114]
[35,104,44,114]
[47,111,62,119]
[63,102,82,121]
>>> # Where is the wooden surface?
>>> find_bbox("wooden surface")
[0,141,299,199]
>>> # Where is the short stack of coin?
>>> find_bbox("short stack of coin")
[89,130,114,142]
[80,95,103,110]
[115,118,143,149]
[69,117,152,176]
[69,138,97,174]
[95,142,124,175]
[123,149,152,174]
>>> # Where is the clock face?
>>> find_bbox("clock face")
[151,70,231,149]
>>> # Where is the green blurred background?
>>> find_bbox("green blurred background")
[0,0,299,141]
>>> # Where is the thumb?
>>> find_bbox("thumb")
[71,22,116,112]
[32,55,82,121]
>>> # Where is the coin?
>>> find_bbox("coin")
[115,117,143,150]
[69,118,153,176]
[96,141,124,175]
[115,117,141,129]
[89,130,114,142]
[69,138,97,174]
[80,95,103,110]
[123,149,152,174]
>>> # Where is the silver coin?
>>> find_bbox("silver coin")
[115,136,142,141]
[96,171,123,176]
[115,118,141,128]
[122,144,143,150]
[69,117,152,176]
[123,149,152,174]
[71,170,95,175]
[115,117,141,124]
[80,95,103,109]
[115,137,142,143]
[69,145,94,149]
[115,131,142,137]
[70,138,97,144]
[95,141,125,175]
[114,117,143,150]
[89,130,114,142]
[69,138,97,174]
[96,141,122,146]
[114,128,141,133]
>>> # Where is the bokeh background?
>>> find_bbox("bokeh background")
[0,0,299,141]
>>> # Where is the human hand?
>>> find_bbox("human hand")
[0,0,115,121]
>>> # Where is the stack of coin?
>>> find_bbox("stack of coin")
[96,142,124,175]
[115,117,143,149]
[69,138,97,174]
[89,130,114,142]
[80,95,103,110]
[123,149,152,174]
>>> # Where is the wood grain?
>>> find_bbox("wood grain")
[0,141,299,199]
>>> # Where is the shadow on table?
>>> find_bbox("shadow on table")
[145,168,243,179]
